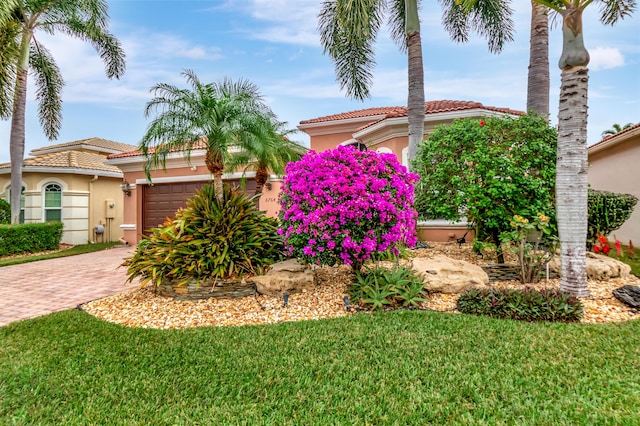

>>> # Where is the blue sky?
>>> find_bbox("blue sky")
[1,0,638,163]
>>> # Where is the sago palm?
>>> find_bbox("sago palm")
[318,0,513,166]
[4,0,125,224]
[140,70,276,202]
[534,0,637,297]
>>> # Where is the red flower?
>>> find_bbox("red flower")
[615,239,622,256]
[479,120,485,127]
[603,245,611,255]
[593,245,600,254]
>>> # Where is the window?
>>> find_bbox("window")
[44,183,62,222]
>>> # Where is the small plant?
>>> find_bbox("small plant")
[587,189,637,247]
[0,199,10,224]
[456,287,583,323]
[500,213,558,284]
[348,263,426,310]
[123,184,283,288]
[592,235,611,255]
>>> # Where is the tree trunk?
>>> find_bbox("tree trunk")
[9,30,31,224]
[254,166,269,196]
[526,1,549,118]
[556,66,590,297]
[405,0,425,168]
[205,149,224,202]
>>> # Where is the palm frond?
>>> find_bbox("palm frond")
[29,41,63,140]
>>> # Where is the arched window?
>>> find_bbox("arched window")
[44,183,62,222]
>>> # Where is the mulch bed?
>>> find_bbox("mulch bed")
[81,242,640,329]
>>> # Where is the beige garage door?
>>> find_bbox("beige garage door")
[142,179,257,233]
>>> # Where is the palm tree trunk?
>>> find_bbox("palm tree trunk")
[526,1,549,117]
[405,0,425,167]
[9,30,31,224]
[205,150,224,202]
[254,166,269,196]
[556,66,590,297]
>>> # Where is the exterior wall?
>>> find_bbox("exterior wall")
[0,172,125,245]
[588,134,640,243]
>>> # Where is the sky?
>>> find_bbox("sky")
[0,0,639,164]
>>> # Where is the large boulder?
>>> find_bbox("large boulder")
[612,285,640,308]
[251,258,315,297]
[411,255,489,294]
[549,252,631,281]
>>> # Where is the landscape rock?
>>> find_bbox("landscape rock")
[612,285,640,308]
[411,255,489,294]
[549,252,631,281]
[252,258,316,297]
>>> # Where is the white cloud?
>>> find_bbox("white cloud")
[589,47,625,71]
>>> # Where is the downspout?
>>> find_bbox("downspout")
[89,175,98,243]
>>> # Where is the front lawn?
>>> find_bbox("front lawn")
[1,310,639,424]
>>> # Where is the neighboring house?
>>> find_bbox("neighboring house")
[105,146,282,245]
[0,137,137,245]
[298,100,524,241]
[588,123,640,243]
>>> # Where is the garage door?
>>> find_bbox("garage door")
[142,179,257,233]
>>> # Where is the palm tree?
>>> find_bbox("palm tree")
[4,0,125,224]
[533,0,636,297]
[527,1,550,117]
[318,0,513,166]
[227,120,307,196]
[601,122,634,137]
[140,70,276,202]
[0,0,18,25]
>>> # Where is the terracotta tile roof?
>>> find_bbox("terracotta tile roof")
[300,100,524,125]
[30,137,137,155]
[0,150,123,173]
[107,139,208,159]
[590,122,640,149]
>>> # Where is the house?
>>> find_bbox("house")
[109,100,524,245]
[298,100,524,241]
[105,145,282,246]
[0,137,137,245]
[588,123,640,243]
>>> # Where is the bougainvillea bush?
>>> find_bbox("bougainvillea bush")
[279,145,418,271]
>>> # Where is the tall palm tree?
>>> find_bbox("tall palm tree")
[527,1,550,117]
[534,0,636,297]
[227,120,307,196]
[601,122,634,137]
[4,0,125,224]
[0,0,18,25]
[318,0,513,166]
[140,70,275,202]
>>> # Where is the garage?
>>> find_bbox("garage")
[142,179,257,232]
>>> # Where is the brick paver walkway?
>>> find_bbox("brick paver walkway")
[0,246,139,327]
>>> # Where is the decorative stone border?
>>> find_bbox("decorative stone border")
[158,279,256,301]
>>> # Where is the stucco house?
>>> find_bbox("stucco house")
[0,137,137,245]
[298,100,524,241]
[108,100,525,245]
[588,123,640,243]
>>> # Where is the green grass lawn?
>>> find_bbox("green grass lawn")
[1,310,639,425]
[0,242,120,268]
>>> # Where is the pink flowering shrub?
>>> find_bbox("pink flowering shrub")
[279,145,419,271]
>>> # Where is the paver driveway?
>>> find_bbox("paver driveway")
[0,246,139,327]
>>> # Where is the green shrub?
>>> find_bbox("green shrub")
[588,189,637,246]
[348,263,426,310]
[456,287,583,322]
[124,184,284,288]
[0,199,9,224]
[0,222,64,256]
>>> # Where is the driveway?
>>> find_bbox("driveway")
[0,246,139,327]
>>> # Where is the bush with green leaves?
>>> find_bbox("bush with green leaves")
[0,199,9,224]
[588,189,637,246]
[124,184,283,288]
[347,263,426,310]
[412,113,557,262]
[0,222,63,256]
[456,287,583,322]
